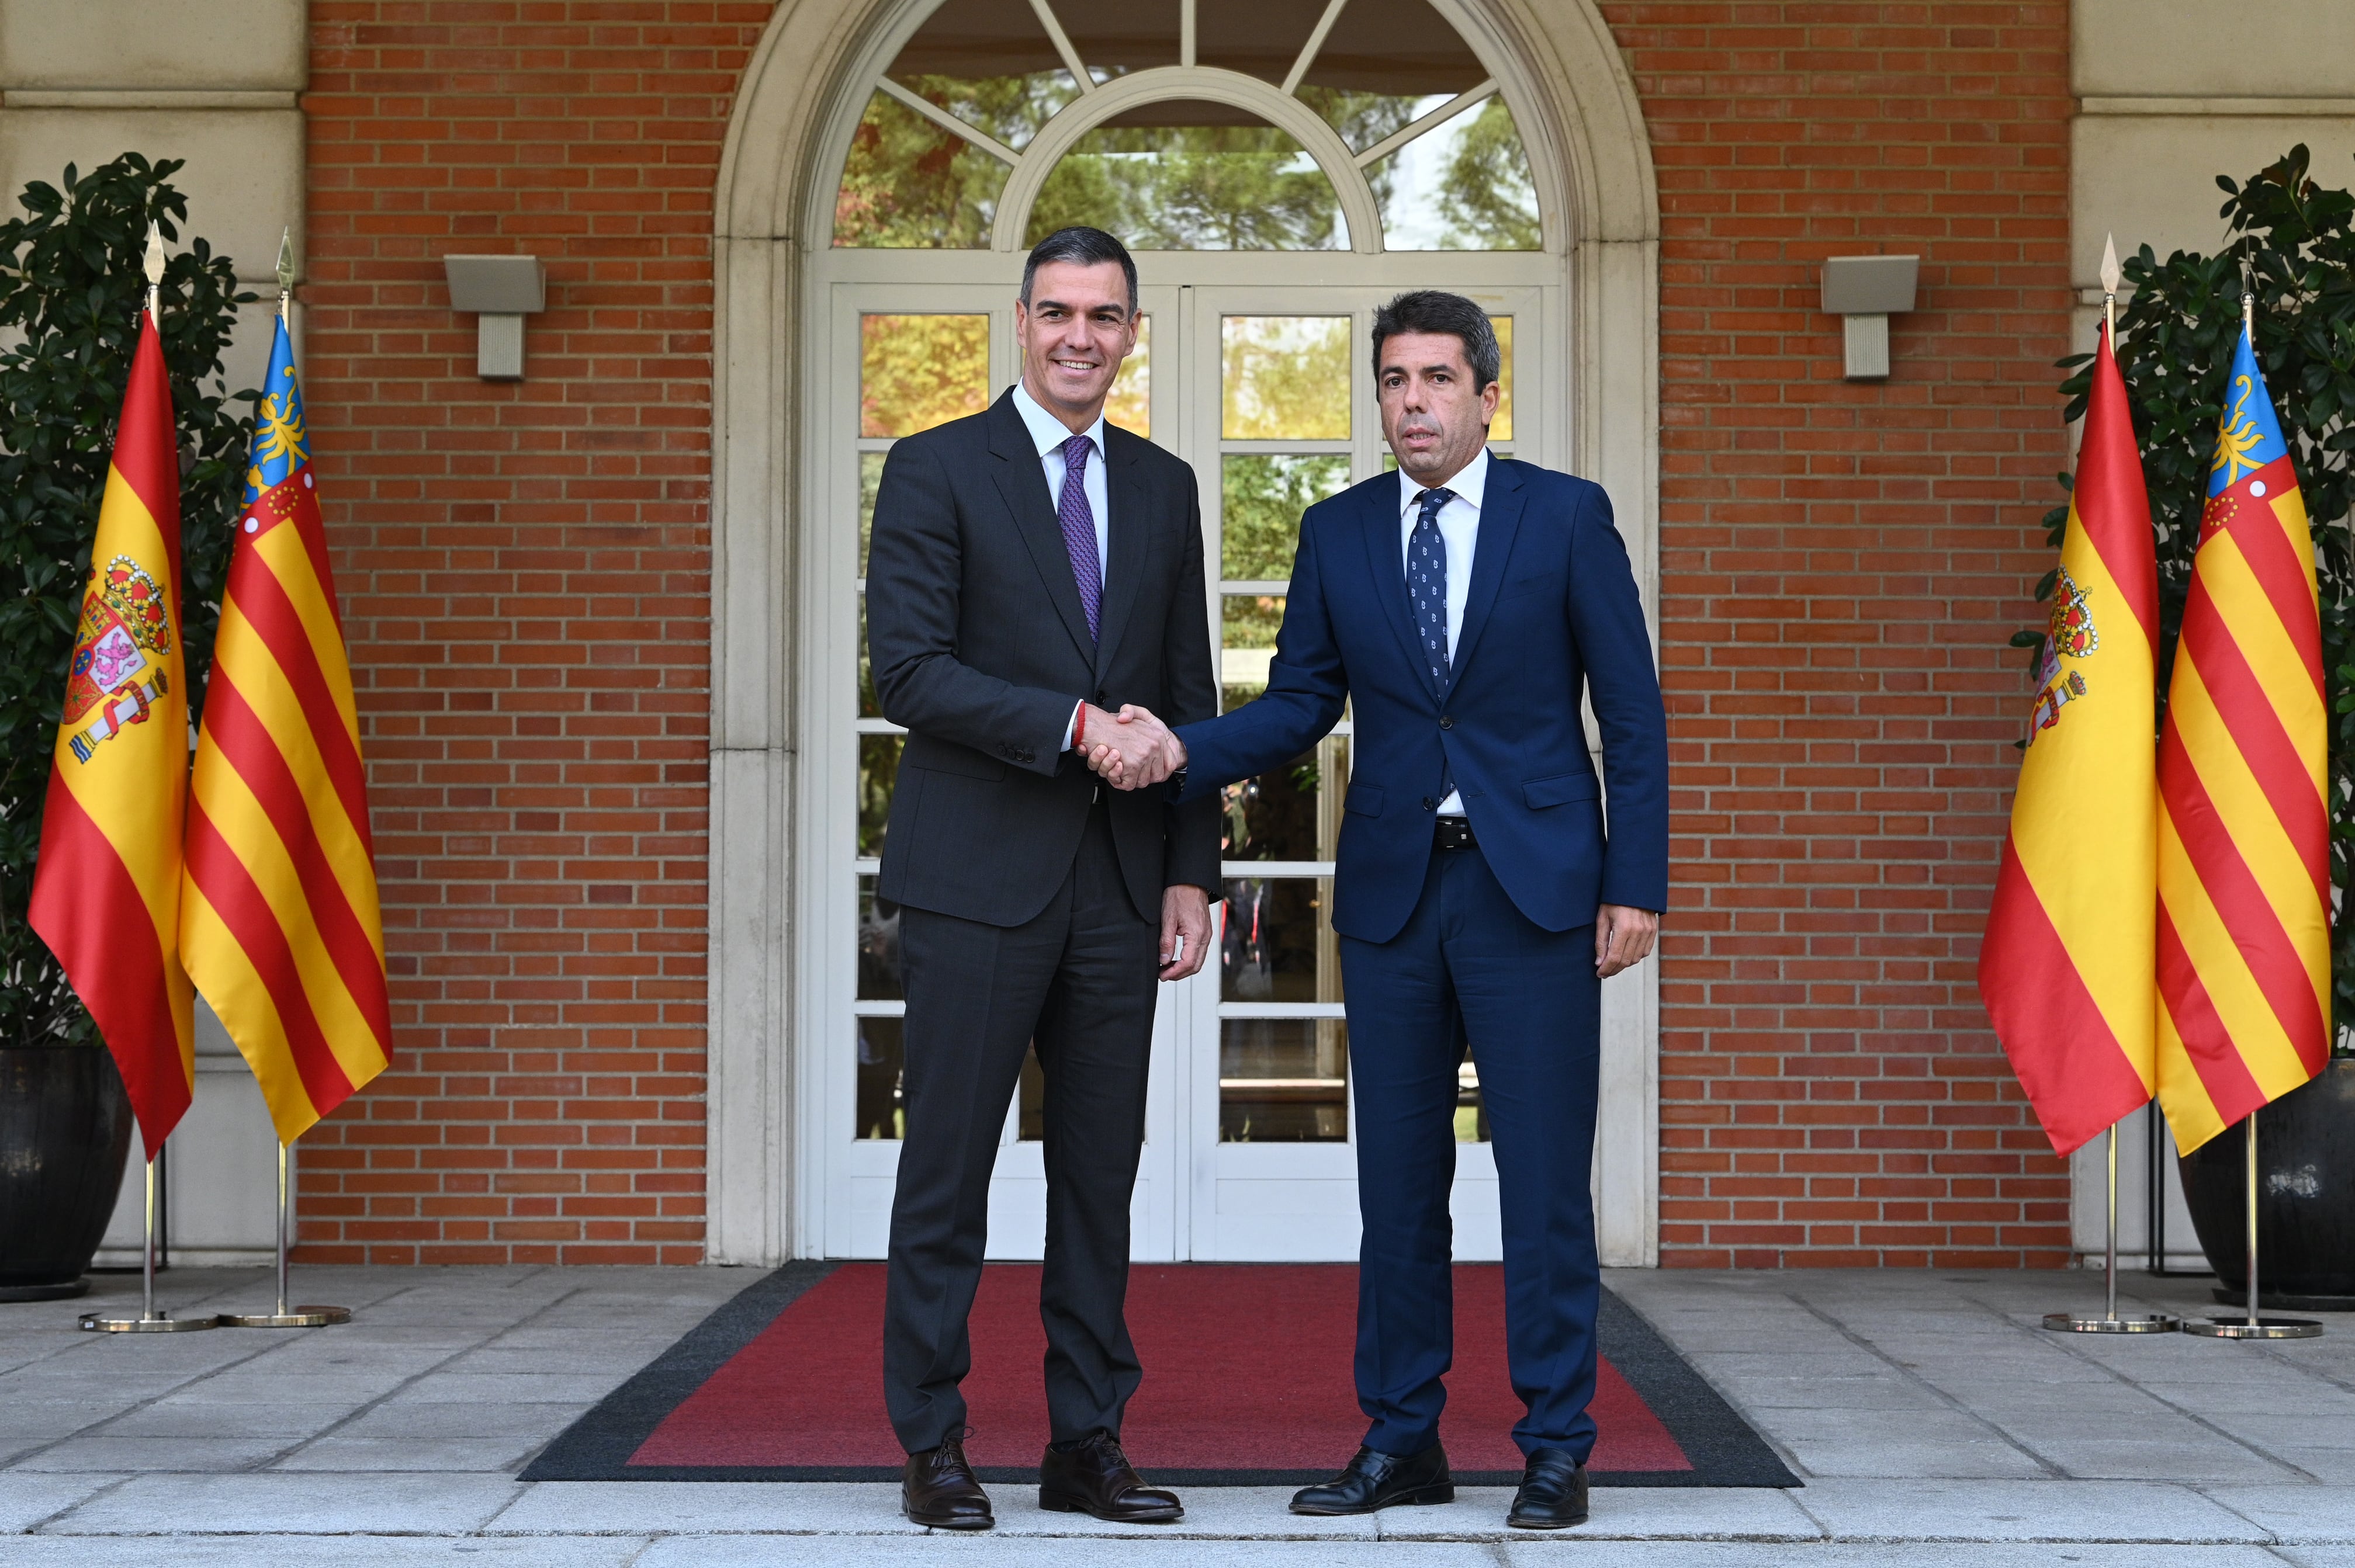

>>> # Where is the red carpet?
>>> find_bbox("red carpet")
[631,1263,1689,1475]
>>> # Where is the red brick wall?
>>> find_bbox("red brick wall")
[298,3,771,1263]
[1600,2,2077,1265]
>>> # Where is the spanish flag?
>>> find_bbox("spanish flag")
[2154,325,2328,1153]
[29,310,196,1155]
[1979,320,2160,1156]
[179,313,390,1143]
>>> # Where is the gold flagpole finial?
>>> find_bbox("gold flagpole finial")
[275,227,295,319]
[141,220,164,323]
[2100,233,2121,345]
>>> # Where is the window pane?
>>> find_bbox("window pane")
[861,314,991,438]
[1103,313,1149,438]
[859,450,886,577]
[1222,453,1350,581]
[835,91,1007,248]
[1490,315,1514,443]
[857,876,903,1000]
[858,733,902,858]
[1291,0,1486,151]
[1222,875,1339,1004]
[1220,1017,1348,1142]
[1030,107,1345,251]
[1221,736,1346,863]
[1457,1057,1489,1143]
[1367,95,1540,251]
[885,0,1082,150]
[1221,317,1350,439]
[1196,0,1329,84]
[856,1016,905,1139]
[858,595,879,718]
[1222,592,1283,710]
[1062,0,1180,81]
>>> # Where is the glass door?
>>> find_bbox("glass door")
[818,282,1178,1261]
[1174,285,1542,1261]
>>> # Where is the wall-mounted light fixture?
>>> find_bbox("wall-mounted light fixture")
[1820,255,1919,380]
[442,254,546,380]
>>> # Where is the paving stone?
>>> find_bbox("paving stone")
[489,1480,929,1536]
[2200,1484,2355,1543]
[1497,1545,2290,1567]
[332,1403,588,1441]
[0,1538,643,1566]
[273,1437,549,1473]
[43,1473,524,1535]
[1372,1484,1821,1541]
[0,1475,119,1534]
[635,1541,1501,1566]
[1793,1478,2273,1542]
[11,1436,295,1473]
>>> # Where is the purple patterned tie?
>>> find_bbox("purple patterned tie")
[1057,432,1102,641]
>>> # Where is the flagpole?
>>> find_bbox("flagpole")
[80,1145,220,1333]
[221,1135,351,1328]
[2186,1109,2321,1338]
[2044,1116,2177,1333]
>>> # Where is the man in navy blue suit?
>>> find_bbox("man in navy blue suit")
[1089,291,1667,1531]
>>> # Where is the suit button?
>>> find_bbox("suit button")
[1422,797,1435,811]
[1439,716,1454,730]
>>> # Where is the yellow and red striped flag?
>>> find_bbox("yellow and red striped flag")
[179,313,390,1142]
[29,310,197,1155]
[2155,325,2328,1151]
[1979,320,2160,1156]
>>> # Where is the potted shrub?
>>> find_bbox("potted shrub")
[0,155,248,1301]
[2030,145,2355,1300]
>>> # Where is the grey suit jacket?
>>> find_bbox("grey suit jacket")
[867,389,1221,927]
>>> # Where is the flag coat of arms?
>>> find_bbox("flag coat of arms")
[29,311,196,1154]
[179,313,391,1143]
[1979,321,2161,1156]
[2155,325,2329,1152]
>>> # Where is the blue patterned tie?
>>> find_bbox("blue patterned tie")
[1409,487,1454,684]
[1058,432,1102,642]
[1410,487,1456,806]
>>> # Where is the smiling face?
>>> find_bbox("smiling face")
[1015,259,1137,433]
[1377,329,1499,488]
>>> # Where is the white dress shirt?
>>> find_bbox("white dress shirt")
[1397,447,1491,815]
[1010,380,1110,752]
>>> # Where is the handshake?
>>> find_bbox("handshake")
[1079,703,1189,790]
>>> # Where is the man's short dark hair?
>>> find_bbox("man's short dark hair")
[1021,227,1138,317]
[1372,290,1501,393]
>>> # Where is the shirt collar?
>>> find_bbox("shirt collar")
[1397,447,1492,517]
[1011,379,1106,461]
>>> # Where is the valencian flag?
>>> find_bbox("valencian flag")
[29,310,197,1154]
[1978,320,2161,1156]
[179,313,391,1142]
[2154,325,2329,1152]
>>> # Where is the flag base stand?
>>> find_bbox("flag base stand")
[80,1154,219,1333]
[2042,1123,2179,1334]
[2042,1310,2179,1333]
[2186,1316,2322,1340]
[2183,1112,2321,1341]
[221,1140,351,1330]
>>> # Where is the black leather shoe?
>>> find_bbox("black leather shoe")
[1289,1444,1453,1515]
[902,1437,993,1529]
[1507,1446,1589,1529]
[1038,1431,1183,1522]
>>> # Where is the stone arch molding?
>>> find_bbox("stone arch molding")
[702,0,1662,1266]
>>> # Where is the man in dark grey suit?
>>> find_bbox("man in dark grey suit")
[865,227,1219,1531]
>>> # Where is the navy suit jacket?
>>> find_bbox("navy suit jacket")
[1174,457,1668,945]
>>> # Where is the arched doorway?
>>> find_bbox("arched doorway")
[705,0,1661,1267]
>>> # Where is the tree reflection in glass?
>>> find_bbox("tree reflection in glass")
[1029,106,1345,251]
[834,92,1007,247]
[1222,453,1351,581]
[1369,96,1540,251]
[1221,317,1350,439]
[860,314,991,438]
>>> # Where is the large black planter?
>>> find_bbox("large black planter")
[0,1045,134,1302]
[2179,1057,2355,1303]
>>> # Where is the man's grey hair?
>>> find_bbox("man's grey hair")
[1371,290,1501,393]
[1020,227,1138,317]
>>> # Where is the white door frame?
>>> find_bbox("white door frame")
[704,0,1663,1267]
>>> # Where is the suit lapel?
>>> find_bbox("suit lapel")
[1092,428,1149,681]
[985,391,1096,665]
[1443,454,1525,694]
[1360,476,1440,701]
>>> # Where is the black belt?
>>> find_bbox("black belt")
[1434,816,1477,851]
